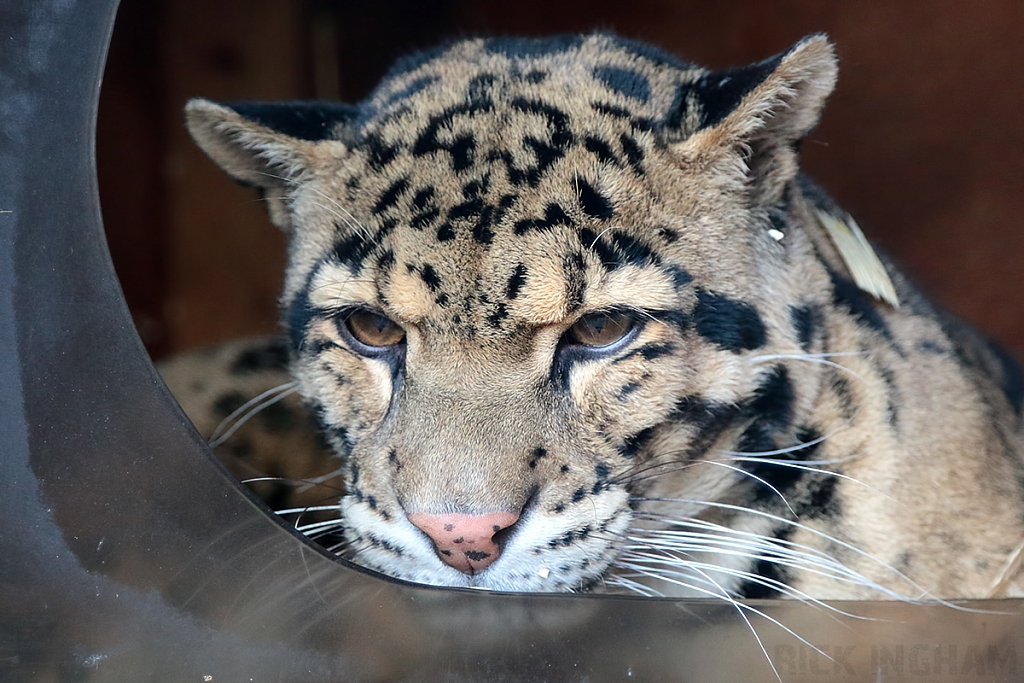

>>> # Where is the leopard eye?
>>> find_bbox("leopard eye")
[566,311,634,347]
[344,309,405,348]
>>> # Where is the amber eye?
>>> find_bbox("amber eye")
[344,309,405,348]
[566,311,634,347]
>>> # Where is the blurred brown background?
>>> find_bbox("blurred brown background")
[97,0,1024,362]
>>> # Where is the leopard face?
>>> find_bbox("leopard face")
[185,34,1024,598]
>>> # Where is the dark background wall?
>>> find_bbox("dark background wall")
[97,0,1024,361]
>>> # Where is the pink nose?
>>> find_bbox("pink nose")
[407,511,520,574]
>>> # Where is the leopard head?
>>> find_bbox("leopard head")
[186,34,838,592]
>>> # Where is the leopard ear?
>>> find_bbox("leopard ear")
[185,99,355,229]
[670,35,838,205]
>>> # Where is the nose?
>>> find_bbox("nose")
[407,511,520,574]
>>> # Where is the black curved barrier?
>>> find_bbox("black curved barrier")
[2,2,1023,681]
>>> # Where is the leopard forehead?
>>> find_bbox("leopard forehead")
[293,35,767,331]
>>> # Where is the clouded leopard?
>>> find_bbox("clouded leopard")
[165,33,1024,600]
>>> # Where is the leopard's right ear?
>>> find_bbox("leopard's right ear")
[185,99,356,228]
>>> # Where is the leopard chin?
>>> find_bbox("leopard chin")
[166,32,1024,601]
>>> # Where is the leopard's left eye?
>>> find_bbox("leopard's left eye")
[565,311,635,348]
[343,309,406,349]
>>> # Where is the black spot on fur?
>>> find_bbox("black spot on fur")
[615,342,674,363]
[790,304,821,352]
[609,231,657,267]
[525,69,548,83]
[693,289,767,352]
[593,65,651,102]
[487,98,574,187]
[506,264,528,300]
[666,265,693,289]
[259,400,297,433]
[562,251,587,312]
[829,371,856,421]
[513,202,572,234]
[577,227,620,269]
[372,177,410,215]
[383,75,439,106]
[987,340,1024,415]
[412,186,435,210]
[829,270,892,340]
[571,487,586,503]
[213,392,246,417]
[736,524,795,599]
[483,35,583,58]
[618,133,645,174]
[364,133,399,171]
[420,264,442,291]
[333,231,376,271]
[583,136,620,166]
[410,207,440,230]
[486,302,509,328]
[618,426,656,459]
[617,382,640,400]
[436,223,455,242]
[577,179,614,219]
[231,340,289,374]
[376,249,396,271]
[413,100,492,171]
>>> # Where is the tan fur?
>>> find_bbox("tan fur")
[176,34,1024,598]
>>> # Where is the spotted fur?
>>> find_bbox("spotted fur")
[180,34,1024,598]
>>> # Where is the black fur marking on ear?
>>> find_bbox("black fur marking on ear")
[420,264,442,291]
[372,177,410,215]
[506,264,528,300]
[231,339,290,374]
[484,35,584,58]
[829,270,893,340]
[790,304,821,352]
[666,56,782,132]
[229,101,360,141]
[583,136,620,166]
[693,289,768,352]
[618,133,645,174]
[593,65,651,103]
[736,524,795,599]
[577,179,614,219]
